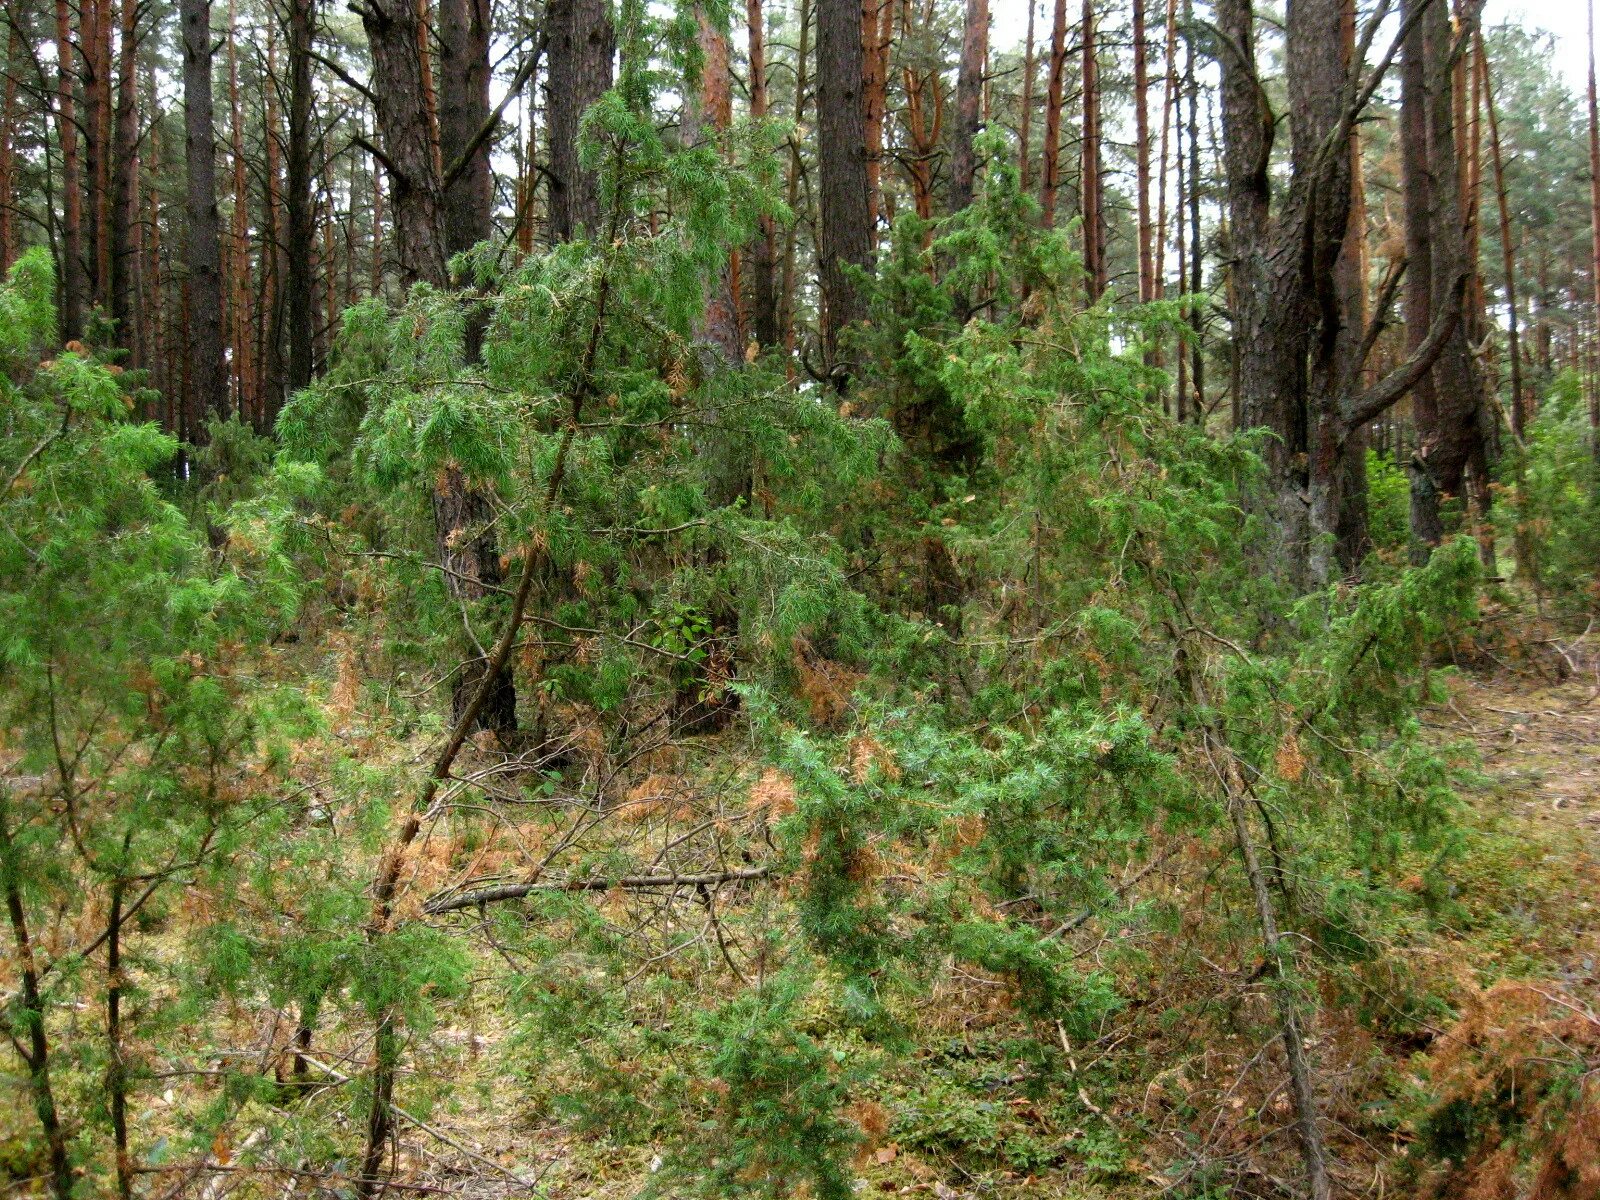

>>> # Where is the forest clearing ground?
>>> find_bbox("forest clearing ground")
[1434,642,1600,990]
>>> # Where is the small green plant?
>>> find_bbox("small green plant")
[1502,370,1600,613]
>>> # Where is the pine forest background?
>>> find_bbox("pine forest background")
[3,0,1600,1196]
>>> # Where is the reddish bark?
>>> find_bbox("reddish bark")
[949,0,988,212]
[1133,0,1153,302]
[1039,0,1066,228]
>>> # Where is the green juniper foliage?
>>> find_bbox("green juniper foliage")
[0,250,309,1189]
[0,16,1552,1198]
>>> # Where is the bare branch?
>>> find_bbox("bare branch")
[423,866,773,915]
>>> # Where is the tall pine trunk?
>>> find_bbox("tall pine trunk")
[1480,37,1531,577]
[545,0,614,243]
[0,27,16,273]
[1327,0,1371,577]
[861,0,889,231]
[948,0,987,212]
[259,31,286,415]
[1480,39,1523,437]
[1081,0,1105,298]
[1039,0,1066,227]
[743,0,779,346]
[55,0,86,341]
[361,0,449,288]
[284,0,316,401]
[182,0,228,432]
[1019,0,1035,191]
[363,0,517,742]
[226,4,253,420]
[110,0,140,356]
[777,0,811,364]
[439,0,491,260]
[816,0,871,380]
[1406,0,1491,553]
[1588,0,1600,447]
[1183,0,1202,412]
[90,0,113,311]
[1132,0,1152,303]
[684,3,740,361]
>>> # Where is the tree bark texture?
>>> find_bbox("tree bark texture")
[439,0,492,259]
[361,0,449,287]
[183,0,228,431]
[949,0,987,213]
[545,0,614,243]
[816,0,872,377]
[285,0,316,399]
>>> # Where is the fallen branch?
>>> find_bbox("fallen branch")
[423,865,772,915]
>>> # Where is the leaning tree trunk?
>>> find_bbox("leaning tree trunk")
[182,0,228,433]
[816,0,872,381]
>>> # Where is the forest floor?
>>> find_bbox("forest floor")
[1449,657,1600,837]
[359,632,1600,1200]
[27,627,1598,1199]
[1434,637,1600,994]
